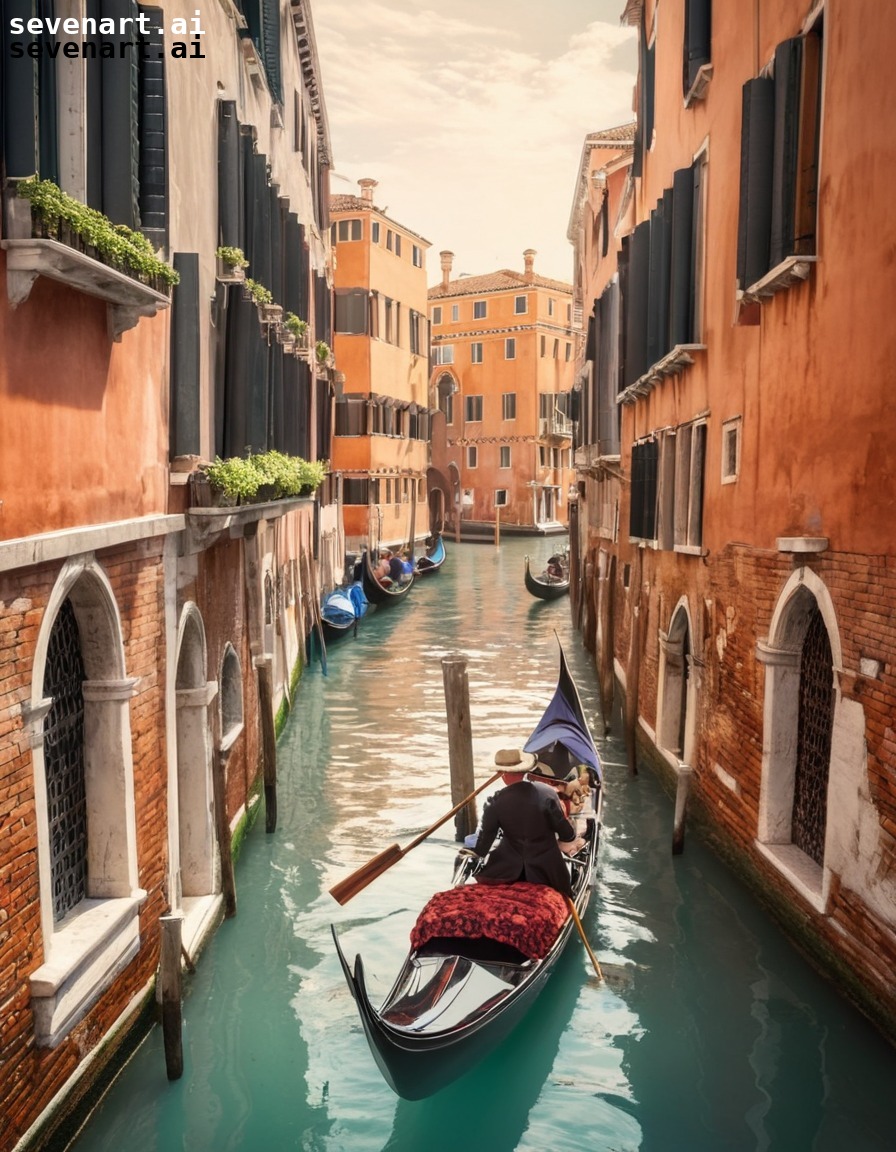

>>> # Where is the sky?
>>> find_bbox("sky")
[311,0,637,285]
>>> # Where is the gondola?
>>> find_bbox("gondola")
[320,584,368,643]
[524,554,570,600]
[360,549,416,607]
[331,647,602,1100]
[415,534,446,576]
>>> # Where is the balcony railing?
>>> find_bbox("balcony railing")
[538,413,573,440]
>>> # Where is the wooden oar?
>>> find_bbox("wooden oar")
[566,896,604,981]
[329,771,502,905]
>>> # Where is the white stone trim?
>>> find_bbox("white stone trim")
[0,515,184,575]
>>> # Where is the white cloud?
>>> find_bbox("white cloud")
[313,1,636,281]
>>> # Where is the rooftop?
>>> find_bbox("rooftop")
[429,269,572,300]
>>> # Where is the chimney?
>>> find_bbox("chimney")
[523,248,536,283]
[358,178,378,204]
[440,250,454,289]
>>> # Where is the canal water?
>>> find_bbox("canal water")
[72,539,895,1152]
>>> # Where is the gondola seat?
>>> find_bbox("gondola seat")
[410,882,568,960]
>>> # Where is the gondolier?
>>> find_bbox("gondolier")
[472,754,583,896]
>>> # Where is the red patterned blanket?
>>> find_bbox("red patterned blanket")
[410,882,569,960]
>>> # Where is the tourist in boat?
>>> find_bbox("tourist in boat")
[471,753,584,897]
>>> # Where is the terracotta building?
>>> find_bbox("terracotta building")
[329,180,432,554]
[429,251,576,538]
[573,0,896,1041]
[0,3,334,1146]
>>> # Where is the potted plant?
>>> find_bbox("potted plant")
[203,455,262,506]
[243,277,273,307]
[215,245,248,282]
[315,340,331,366]
[284,312,310,348]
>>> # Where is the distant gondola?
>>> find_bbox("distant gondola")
[331,645,602,1100]
[415,535,446,576]
[524,554,570,600]
[360,549,415,607]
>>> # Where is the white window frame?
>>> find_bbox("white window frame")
[514,295,527,314]
[467,445,478,468]
[471,342,483,364]
[505,338,516,360]
[721,416,742,484]
[499,445,511,469]
[495,489,508,507]
[432,305,442,324]
[673,421,707,553]
[451,304,459,322]
[473,300,487,319]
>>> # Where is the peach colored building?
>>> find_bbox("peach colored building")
[429,251,576,537]
[574,0,896,1041]
[329,180,432,554]
[0,3,334,1145]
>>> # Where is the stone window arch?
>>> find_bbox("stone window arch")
[27,556,143,1047]
[756,569,842,911]
[174,604,218,919]
[220,643,244,753]
[657,600,696,762]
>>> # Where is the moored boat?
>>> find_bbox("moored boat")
[524,553,570,600]
[320,584,368,642]
[331,647,602,1099]
[415,534,447,576]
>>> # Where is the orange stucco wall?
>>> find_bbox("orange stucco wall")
[0,261,169,541]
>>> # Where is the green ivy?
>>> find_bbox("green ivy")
[17,176,179,288]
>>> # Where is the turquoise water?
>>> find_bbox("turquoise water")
[72,540,895,1152]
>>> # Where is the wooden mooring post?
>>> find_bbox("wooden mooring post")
[672,767,692,855]
[159,914,184,1081]
[441,654,478,841]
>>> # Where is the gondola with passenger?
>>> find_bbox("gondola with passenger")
[415,535,447,576]
[359,548,416,607]
[330,646,602,1099]
[524,553,570,600]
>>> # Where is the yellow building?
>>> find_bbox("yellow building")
[429,251,575,536]
[329,180,432,552]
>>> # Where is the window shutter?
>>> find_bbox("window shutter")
[138,6,167,247]
[261,0,283,104]
[669,166,695,346]
[3,1,39,177]
[101,0,140,228]
[623,220,650,388]
[770,37,803,269]
[37,0,59,184]
[170,254,200,459]
[217,101,243,249]
[647,198,667,368]
[736,77,775,289]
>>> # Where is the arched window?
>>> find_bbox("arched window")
[220,644,244,752]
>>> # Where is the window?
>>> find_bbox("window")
[736,21,823,292]
[505,338,516,360]
[432,305,442,324]
[722,417,741,483]
[372,221,380,243]
[540,335,546,357]
[383,297,395,343]
[629,439,659,541]
[433,344,454,365]
[394,234,402,257]
[553,339,560,359]
[495,489,508,507]
[467,446,478,468]
[502,393,516,420]
[683,0,712,100]
[565,342,572,361]
[335,397,368,436]
[499,446,511,468]
[334,289,368,334]
[548,298,555,317]
[465,395,483,422]
[674,423,707,549]
[409,310,426,356]
[471,342,483,364]
[443,392,454,424]
[514,295,527,314]
[412,244,423,267]
[474,300,487,319]
[336,218,362,242]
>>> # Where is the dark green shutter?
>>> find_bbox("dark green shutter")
[770,38,803,269]
[138,5,167,247]
[736,77,775,289]
[170,254,200,459]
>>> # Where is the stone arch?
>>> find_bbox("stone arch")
[174,604,218,902]
[28,555,143,1046]
[657,598,696,762]
[756,568,842,910]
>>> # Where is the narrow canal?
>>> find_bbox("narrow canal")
[72,539,895,1152]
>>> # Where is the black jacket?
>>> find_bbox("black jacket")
[473,779,576,896]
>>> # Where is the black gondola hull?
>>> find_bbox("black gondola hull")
[360,551,415,606]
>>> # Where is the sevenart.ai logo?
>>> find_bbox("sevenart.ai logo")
[7,7,207,59]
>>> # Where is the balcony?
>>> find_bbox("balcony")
[538,413,574,441]
[1,184,173,340]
